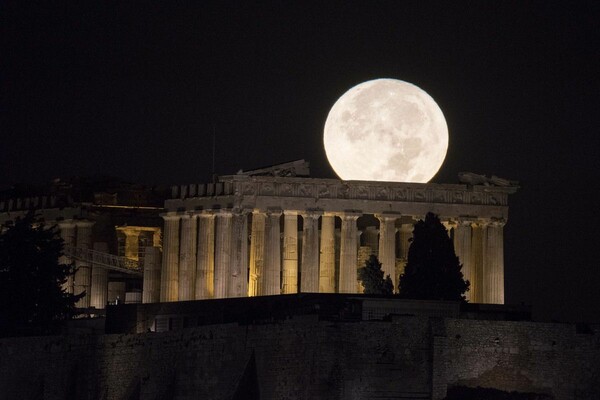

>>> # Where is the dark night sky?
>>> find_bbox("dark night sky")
[2,1,599,322]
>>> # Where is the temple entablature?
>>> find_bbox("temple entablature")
[167,176,517,220]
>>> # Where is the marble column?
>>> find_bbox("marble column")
[376,214,397,284]
[300,211,320,293]
[319,213,336,293]
[484,220,505,304]
[282,211,299,294]
[248,211,266,297]
[229,210,249,298]
[470,221,486,303]
[160,215,180,302]
[178,214,197,301]
[195,212,215,299]
[143,246,162,304]
[362,226,379,255]
[339,213,360,293]
[90,242,108,309]
[214,210,233,299]
[74,220,94,308]
[58,221,76,294]
[454,219,474,302]
[122,228,140,260]
[262,210,282,296]
[396,223,414,290]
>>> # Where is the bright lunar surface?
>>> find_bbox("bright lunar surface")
[324,78,448,183]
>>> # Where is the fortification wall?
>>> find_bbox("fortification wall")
[0,317,598,400]
[0,316,431,400]
[438,319,600,400]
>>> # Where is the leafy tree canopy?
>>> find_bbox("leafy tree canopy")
[398,212,469,302]
[358,255,394,295]
[0,212,81,337]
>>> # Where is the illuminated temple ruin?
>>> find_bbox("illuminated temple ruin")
[158,160,518,304]
[0,161,518,308]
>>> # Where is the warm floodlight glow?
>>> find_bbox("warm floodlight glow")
[324,78,448,183]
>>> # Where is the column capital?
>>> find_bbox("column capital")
[338,211,361,220]
[161,213,181,221]
[442,218,457,227]
[488,218,506,228]
[456,217,476,227]
[374,213,400,221]
[283,210,299,217]
[471,219,489,228]
[300,210,323,219]
[57,219,76,228]
[265,209,282,217]
[231,207,251,215]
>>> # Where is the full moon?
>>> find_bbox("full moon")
[323,78,448,183]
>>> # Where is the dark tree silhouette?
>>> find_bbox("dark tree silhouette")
[0,212,81,336]
[358,255,394,295]
[398,212,469,301]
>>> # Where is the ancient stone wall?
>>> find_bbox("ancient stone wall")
[439,319,600,400]
[0,317,598,400]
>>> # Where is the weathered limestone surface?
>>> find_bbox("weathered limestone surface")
[0,317,597,400]
[319,214,336,293]
[483,221,505,304]
[300,211,320,292]
[229,211,248,298]
[74,220,94,308]
[470,222,485,303]
[90,242,109,309]
[214,211,233,299]
[122,228,140,260]
[195,213,215,300]
[178,214,197,301]
[282,211,298,294]
[262,211,282,296]
[142,246,161,304]
[339,214,359,293]
[362,226,379,255]
[160,215,180,302]
[377,214,397,284]
[249,211,266,297]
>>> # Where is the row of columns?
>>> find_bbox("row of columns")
[59,220,162,309]
[452,219,505,304]
[161,211,251,302]
[160,211,419,300]
[160,211,506,304]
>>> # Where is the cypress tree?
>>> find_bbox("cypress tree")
[0,212,82,336]
[358,255,394,295]
[398,212,469,301]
